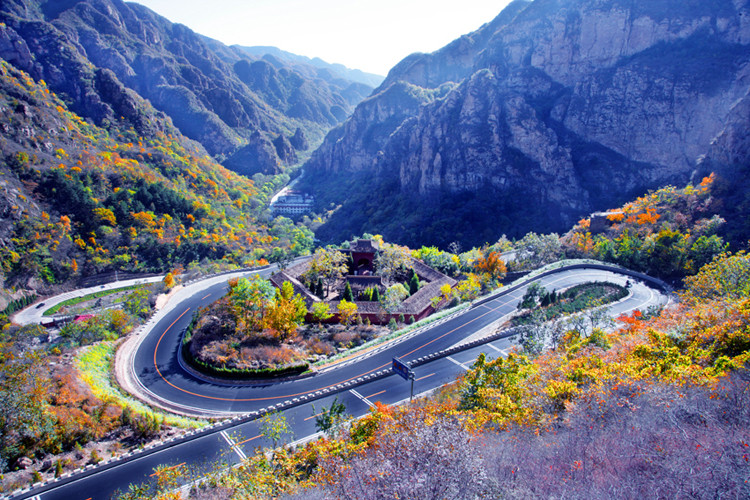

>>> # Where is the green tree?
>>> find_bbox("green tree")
[408,273,420,295]
[342,281,354,302]
[375,244,412,284]
[229,276,276,333]
[310,302,332,325]
[304,247,349,297]
[515,232,562,270]
[311,397,348,437]
[382,283,409,314]
[259,411,292,449]
[123,288,151,318]
[519,282,546,310]
[688,234,727,273]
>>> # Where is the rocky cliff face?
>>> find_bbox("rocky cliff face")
[0,0,374,172]
[302,0,750,248]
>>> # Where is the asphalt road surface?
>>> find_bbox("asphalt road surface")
[15,265,668,500]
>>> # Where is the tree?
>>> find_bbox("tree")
[228,276,276,333]
[259,411,292,450]
[319,410,493,499]
[375,244,412,285]
[304,248,349,297]
[414,246,460,276]
[440,283,453,303]
[123,288,151,318]
[688,235,728,274]
[518,282,546,310]
[310,302,333,324]
[264,281,307,340]
[515,232,562,269]
[269,247,294,270]
[163,272,175,290]
[382,283,409,314]
[682,251,750,304]
[408,272,420,295]
[342,281,354,302]
[0,339,52,470]
[474,250,507,281]
[337,300,358,327]
[311,397,348,438]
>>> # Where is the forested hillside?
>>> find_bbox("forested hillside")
[0,60,312,297]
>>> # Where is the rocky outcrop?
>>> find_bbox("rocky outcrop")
[0,0,374,170]
[223,132,281,176]
[302,0,750,248]
[290,127,309,151]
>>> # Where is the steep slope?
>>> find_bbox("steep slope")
[0,0,374,174]
[0,60,310,294]
[301,0,750,249]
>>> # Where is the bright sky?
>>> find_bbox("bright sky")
[131,0,513,76]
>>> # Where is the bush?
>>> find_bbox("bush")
[182,342,308,380]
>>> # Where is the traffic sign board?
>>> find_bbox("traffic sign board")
[392,357,414,381]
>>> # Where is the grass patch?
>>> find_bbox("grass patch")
[75,341,206,428]
[44,284,149,316]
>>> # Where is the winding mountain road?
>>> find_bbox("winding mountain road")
[14,263,670,500]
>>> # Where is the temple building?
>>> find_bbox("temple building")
[270,239,456,325]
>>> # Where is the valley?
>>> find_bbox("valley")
[0,0,749,498]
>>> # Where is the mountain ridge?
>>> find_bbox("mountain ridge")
[301,0,750,248]
[235,45,384,88]
[0,0,375,176]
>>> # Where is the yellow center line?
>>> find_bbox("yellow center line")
[152,294,512,402]
[201,293,211,300]
[304,411,324,421]
[416,372,435,381]
[235,434,262,446]
[363,389,386,400]
[149,462,185,476]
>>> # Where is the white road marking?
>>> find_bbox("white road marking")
[220,430,247,461]
[446,356,470,370]
[350,389,375,408]
[486,343,509,356]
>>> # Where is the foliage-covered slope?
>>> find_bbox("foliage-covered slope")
[123,252,750,500]
[562,174,728,279]
[0,60,310,292]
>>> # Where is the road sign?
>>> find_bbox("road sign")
[392,357,414,381]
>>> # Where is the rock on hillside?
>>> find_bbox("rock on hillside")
[301,0,750,248]
[0,0,374,174]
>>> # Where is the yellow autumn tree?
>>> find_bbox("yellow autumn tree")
[265,281,307,341]
[337,299,358,327]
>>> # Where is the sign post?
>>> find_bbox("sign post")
[392,357,416,401]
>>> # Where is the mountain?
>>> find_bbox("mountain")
[0,0,374,176]
[236,46,384,88]
[300,0,750,249]
[0,58,316,295]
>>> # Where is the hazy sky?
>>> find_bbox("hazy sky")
[131,0,512,76]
